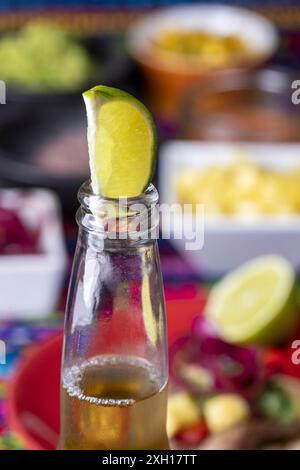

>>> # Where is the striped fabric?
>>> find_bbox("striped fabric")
[0,2,299,31]
[0,1,300,11]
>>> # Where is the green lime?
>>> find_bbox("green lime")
[205,256,299,345]
[83,85,157,198]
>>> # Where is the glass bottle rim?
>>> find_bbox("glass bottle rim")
[76,180,159,240]
[78,180,159,209]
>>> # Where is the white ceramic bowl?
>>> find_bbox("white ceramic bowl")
[0,189,66,319]
[128,4,279,122]
[128,4,279,69]
[159,141,300,279]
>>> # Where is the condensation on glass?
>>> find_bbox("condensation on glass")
[59,181,169,450]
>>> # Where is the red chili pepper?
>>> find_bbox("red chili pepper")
[264,347,300,379]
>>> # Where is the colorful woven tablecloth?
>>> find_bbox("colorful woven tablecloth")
[0,3,299,450]
[0,315,62,449]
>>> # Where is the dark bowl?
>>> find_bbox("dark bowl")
[0,33,135,214]
[0,103,89,214]
[5,33,132,105]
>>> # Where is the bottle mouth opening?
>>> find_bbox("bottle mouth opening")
[77,180,159,239]
[78,180,159,208]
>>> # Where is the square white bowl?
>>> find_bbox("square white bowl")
[159,141,300,279]
[0,189,67,319]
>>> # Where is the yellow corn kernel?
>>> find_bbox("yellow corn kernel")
[203,394,250,433]
[167,393,201,438]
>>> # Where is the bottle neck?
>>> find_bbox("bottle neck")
[76,180,159,248]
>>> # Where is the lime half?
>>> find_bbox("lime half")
[83,85,156,198]
[205,256,299,345]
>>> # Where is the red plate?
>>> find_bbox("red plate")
[8,291,207,450]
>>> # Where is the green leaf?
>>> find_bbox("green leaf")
[258,383,296,425]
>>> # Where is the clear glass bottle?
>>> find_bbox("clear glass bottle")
[59,181,169,450]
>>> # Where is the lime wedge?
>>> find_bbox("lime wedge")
[83,85,157,198]
[205,256,299,345]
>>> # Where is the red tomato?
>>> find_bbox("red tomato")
[175,422,208,446]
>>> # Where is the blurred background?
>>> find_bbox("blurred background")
[1,0,300,451]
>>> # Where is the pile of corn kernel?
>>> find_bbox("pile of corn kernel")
[167,392,249,438]
[153,30,249,66]
[176,158,300,218]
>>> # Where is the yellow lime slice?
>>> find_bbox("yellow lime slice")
[83,85,156,198]
[205,256,299,345]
